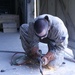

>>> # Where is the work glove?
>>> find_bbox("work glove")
[42,52,55,66]
[27,47,41,58]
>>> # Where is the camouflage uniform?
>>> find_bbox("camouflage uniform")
[20,14,68,67]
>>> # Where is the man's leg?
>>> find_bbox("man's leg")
[47,50,64,69]
[20,24,31,53]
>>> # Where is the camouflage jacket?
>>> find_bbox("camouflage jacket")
[28,14,68,52]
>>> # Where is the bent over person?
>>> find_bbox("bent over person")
[20,14,68,68]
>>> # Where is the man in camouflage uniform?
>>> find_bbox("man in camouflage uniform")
[20,14,68,68]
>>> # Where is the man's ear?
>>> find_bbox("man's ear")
[44,16,49,22]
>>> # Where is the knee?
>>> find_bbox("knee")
[48,51,64,68]
[20,24,29,30]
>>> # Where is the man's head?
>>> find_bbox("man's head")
[34,16,50,39]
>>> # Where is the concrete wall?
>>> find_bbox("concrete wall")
[68,0,75,40]
[39,0,55,15]
[56,0,75,50]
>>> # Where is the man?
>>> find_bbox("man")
[20,14,68,68]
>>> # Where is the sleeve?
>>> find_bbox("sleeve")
[48,25,68,53]
[28,22,39,49]
[48,35,68,53]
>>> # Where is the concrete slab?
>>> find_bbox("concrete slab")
[0,32,75,75]
[0,32,24,52]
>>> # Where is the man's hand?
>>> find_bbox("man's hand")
[28,47,41,58]
[42,52,55,66]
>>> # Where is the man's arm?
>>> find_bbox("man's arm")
[27,22,40,58]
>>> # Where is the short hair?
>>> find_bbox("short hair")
[34,18,48,34]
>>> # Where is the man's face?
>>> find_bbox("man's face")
[36,27,48,39]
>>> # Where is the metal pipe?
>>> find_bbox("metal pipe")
[34,0,36,18]
[0,50,25,54]
[24,0,28,23]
